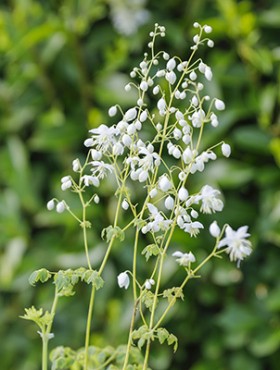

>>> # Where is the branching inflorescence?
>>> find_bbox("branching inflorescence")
[22,23,252,370]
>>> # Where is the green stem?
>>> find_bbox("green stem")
[84,285,96,370]
[42,290,59,370]
[121,298,140,370]
[154,247,218,332]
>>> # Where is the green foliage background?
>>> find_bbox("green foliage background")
[0,0,279,369]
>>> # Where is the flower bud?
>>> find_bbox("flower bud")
[178,187,189,201]
[158,175,172,192]
[221,143,231,157]
[47,199,55,211]
[144,279,155,290]
[56,201,65,213]
[165,196,175,210]
[209,221,220,238]
[108,105,117,117]
[124,108,137,122]
[215,99,225,111]
[117,272,130,289]
[122,199,129,210]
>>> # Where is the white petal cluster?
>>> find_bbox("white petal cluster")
[141,203,172,234]
[218,226,252,265]
[172,251,196,266]
[192,185,223,214]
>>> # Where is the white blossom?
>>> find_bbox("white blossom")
[124,107,137,122]
[167,58,176,70]
[72,159,81,172]
[61,176,72,191]
[215,99,225,111]
[47,199,55,211]
[178,187,189,201]
[93,195,100,204]
[209,221,220,238]
[140,110,147,122]
[108,105,117,117]
[183,221,204,237]
[56,201,65,213]
[144,279,155,290]
[158,175,172,192]
[218,226,252,265]
[117,272,130,289]
[140,80,148,91]
[197,185,223,214]
[165,195,175,210]
[172,251,196,266]
[122,199,129,210]
[149,188,158,198]
[81,175,100,187]
[165,71,176,85]
[204,25,212,33]
[222,143,231,157]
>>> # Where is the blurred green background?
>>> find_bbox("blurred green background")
[0,0,280,369]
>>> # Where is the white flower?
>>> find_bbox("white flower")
[91,149,102,161]
[205,66,212,81]
[117,272,130,289]
[124,107,137,122]
[163,52,169,60]
[172,251,196,266]
[90,161,113,179]
[72,159,81,172]
[190,109,205,128]
[209,221,220,238]
[158,175,172,192]
[144,203,172,233]
[197,185,224,214]
[144,279,155,290]
[140,81,148,91]
[89,124,118,152]
[122,199,129,210]
[93,195,100,204]
[167,58,176,70]
[61,176,72,191]
[108,105,117,117]
[56,201,65,213]
[47,199,55,211]
[153,85,160,95]
[82,175,100,187]
[204,25,212,33]
[165,71,176,85]
[165,196,175,210]
[218,225,252,265]
[189,71,197,81]
[157,97,166,115]
[215,99,225,111]
[221,143,231,157]
[140,110,147,122]
[178,187,189,201]
[183,221,204,237]
[149,188,158,198]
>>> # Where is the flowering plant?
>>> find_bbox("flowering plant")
[21,22,252,370]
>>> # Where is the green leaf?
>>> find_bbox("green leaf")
[163,287,184,304]
[141,291,157,311]
[156,327,169,344]
[141,244,160,261]
[82,270,104,290]
[29,268,52,286]
[101,225,124,243]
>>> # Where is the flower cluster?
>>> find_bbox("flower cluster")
[46,22,252,292]
[40,23,254,370]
